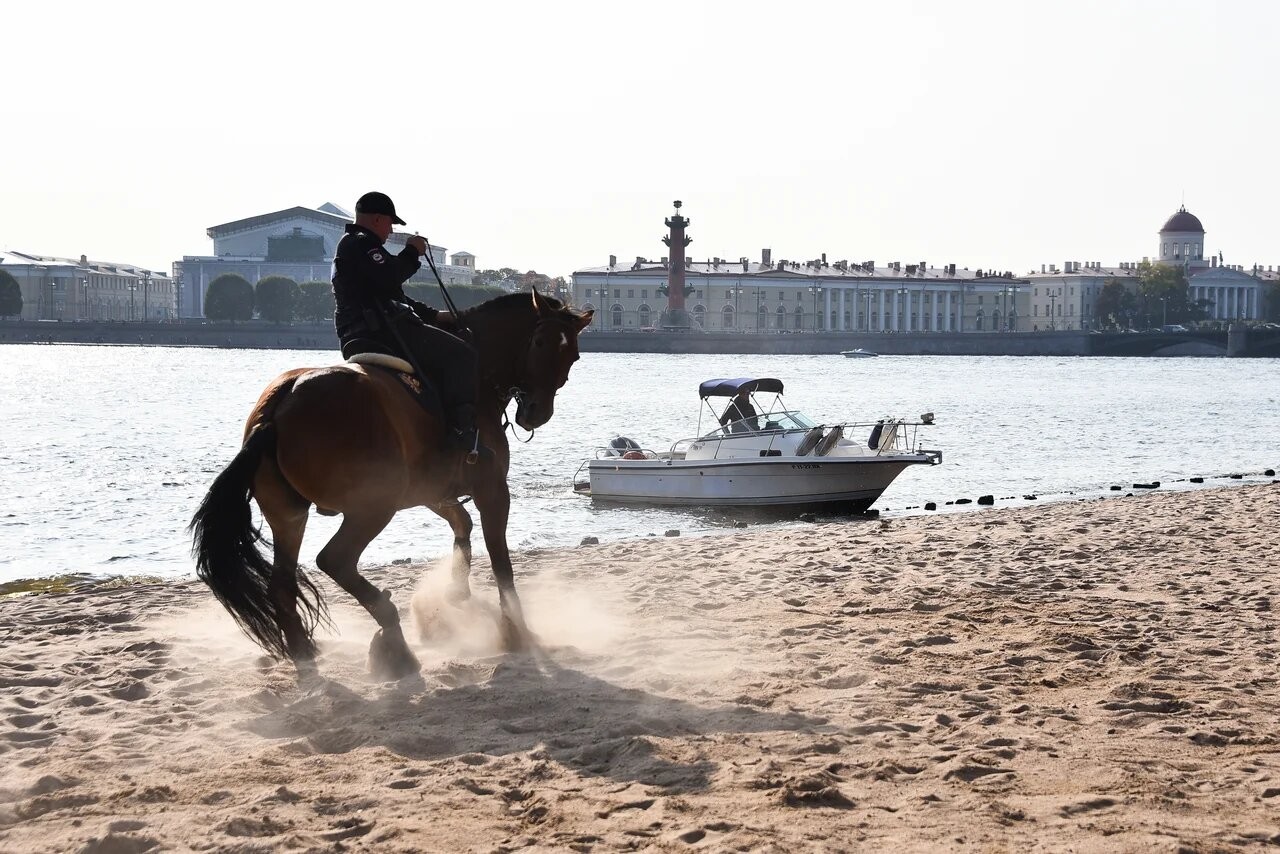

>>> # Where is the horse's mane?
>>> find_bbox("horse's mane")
[460,290,568,321]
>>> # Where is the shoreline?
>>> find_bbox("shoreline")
[2,470,1276,594]
[3,483,1280,851]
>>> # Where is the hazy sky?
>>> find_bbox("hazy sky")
[4,0,1277,277]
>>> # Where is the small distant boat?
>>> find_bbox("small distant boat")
[840,348,878,358]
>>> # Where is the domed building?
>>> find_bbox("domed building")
[1023,206,1275,328]
[1158,206,1205,267]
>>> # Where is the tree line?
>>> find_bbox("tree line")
[200,274,526,323]
[1090,261,1280,329]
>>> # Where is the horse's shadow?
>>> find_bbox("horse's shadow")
[243,648,828,792]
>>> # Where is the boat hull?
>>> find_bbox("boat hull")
[586,455,928,511]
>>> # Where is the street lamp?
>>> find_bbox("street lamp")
[1160,295,1168,328]
[809,285,824,331]
[755,286,763,333]
[1048,288,1057,331]
[80,277,89,321]
[128,280,137,321]
[142,271,151,321]
[1001,285,1019,331]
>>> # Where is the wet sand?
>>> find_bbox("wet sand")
[2,484,1279,852]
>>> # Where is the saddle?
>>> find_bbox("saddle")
[346,351,442,416]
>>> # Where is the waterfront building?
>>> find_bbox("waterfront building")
[1024,207,1277,329]
[173,202,475,318]
[572,203,1029,333]
[0,250,174,321]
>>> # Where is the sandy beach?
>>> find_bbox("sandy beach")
[2,483,1279,853]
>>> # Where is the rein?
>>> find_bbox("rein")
[482,312,580,445]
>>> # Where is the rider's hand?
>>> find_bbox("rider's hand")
[406,235,428,256]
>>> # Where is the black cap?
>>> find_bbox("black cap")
[355,191,406,225]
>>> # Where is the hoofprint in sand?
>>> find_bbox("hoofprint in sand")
[2,485,1279,852]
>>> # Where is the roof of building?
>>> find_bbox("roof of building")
[0,250,168,278]
[1160,206,1204,233]
[207,205,351,239]
[574,259,1025,283]
[1024,265,1143,279]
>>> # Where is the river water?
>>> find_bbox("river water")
[1,345,1276,585]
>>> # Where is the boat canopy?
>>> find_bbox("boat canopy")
[698,377,785,399]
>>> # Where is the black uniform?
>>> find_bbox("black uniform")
[719,396,758,433]
[332,223,479,438]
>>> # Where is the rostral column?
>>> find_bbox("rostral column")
[660,200,691,329]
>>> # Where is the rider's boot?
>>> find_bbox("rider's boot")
[449,404,486,465]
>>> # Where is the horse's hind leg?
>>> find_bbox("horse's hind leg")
[257,468,319,678]
[316,511,420,680]
[429,501,473,603]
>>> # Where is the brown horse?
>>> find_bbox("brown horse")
[190,289,593,680]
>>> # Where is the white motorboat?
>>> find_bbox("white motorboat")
[573,377,940,513]
[840,348,878,358]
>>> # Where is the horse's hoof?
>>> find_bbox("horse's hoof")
[293,656,321,685]
[444,584,472,605]
[368,629,421,681]
[499,617,535,653]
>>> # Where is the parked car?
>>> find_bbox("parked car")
[1161,324,1189,333]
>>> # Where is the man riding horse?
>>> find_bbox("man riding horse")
[333,191,484,463]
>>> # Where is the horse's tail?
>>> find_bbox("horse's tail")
[189,422,324,659]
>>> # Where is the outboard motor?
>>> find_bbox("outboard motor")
[605,436,642,457]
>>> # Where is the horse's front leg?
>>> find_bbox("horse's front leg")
[429,500,473,603]
[472,478,531,651]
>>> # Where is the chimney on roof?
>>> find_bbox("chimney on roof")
[821,252,827,265]
[742,258,749,272]
[80,254,88,266]
[761,248,772,267]
[609,254,616,268]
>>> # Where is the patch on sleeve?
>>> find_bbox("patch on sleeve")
[368,248,385,263]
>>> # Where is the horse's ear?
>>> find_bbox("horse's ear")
[530,286,544,315]
[576,309,594,330]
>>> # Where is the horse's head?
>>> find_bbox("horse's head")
[512,288,593,430]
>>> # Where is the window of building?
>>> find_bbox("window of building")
[613,289,620,299]
[696,290,703,300]
[975,309,984,331]
[725,290,731,300]
[637,304,651,327]
[627,289,634,299]
[640,289,648,299]
[796,291,803,302]
[722,305,735,328]
[978,295,984,305]
[1034,305,1039,317]
[611,304,623,326]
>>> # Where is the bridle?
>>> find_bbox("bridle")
[491,312,582,443]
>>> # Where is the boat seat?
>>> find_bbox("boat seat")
[816,425,844,457]
[795,426,825,457]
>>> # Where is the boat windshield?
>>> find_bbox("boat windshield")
[703,410,816,437]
